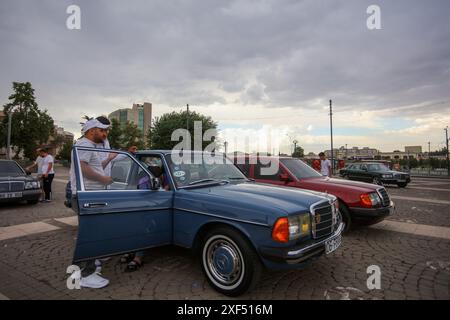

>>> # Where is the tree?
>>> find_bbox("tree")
[2,82,54,159]
[292,146,304,158]
[121,121,145,149]
[108,118,122,149]
[148,110,218,150]
[107,118,145,150]
[57,139,73,161]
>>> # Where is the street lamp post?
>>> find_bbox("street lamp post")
[293,140,298,157]
[329,100,334,174]
[445,127,450,177]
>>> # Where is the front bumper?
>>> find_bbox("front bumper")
[0,189,41,203]
[381,177,411,184]
[349,201,395,220]
[259,222,345,265]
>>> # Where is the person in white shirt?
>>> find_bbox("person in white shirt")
[319,152,332,177]
[39,148,55,202]
[25,148,45,201]
[69,118,117,289]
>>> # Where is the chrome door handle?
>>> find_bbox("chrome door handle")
[83,202,108,208]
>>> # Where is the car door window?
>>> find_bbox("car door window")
[75,148,151,191]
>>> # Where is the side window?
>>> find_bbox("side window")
[76,148,151,191]
[235,163,250,177]
[351,164,360,170]
[254,163,281,181]
[360,165,368,171]
[138,155,171,191]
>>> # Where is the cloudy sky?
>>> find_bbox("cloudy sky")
[1,0,449,154]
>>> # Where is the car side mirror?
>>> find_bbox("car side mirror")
[151,177,161,190]
[279,173,291,182]
[362,167,368,171]
[26,170,31,176]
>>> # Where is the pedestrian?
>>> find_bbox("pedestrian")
[39,148,55,202]
[319,152,332,177]
[69,118,117,289]
[25,147,44,201]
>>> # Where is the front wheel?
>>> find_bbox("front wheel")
[372,177,383,185]
[201,227,262,296]
[339,201,352,234]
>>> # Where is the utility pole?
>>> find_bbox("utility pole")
[329,100,334,174]
[445,127,450,177]
[186,104,189,132]
[428,141,431,176]
[224,141,228,154]
[293,140,298,157]
[6,110,13,160]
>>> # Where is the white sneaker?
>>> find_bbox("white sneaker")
[80,273,109,289]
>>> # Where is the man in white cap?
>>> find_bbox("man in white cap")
[69,118,117,289]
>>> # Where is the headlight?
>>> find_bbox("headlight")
[332,200,339,226]
[272,214,310,243]
[25,181,39,189]
[360,192,381,208]
[382,174,392,178]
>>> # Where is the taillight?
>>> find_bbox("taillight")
[272,217,289,243]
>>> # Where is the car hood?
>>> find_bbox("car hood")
[300,176,380,193]
[184,181,331,215]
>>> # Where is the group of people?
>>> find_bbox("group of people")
[25,147,55,202]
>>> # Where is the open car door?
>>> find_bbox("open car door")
[71,146,173,263]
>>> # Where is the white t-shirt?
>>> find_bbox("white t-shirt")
[41,155,55,175]
[96,138,111,176]
[70,137,107,193]
[320,159,331,176]
[35,156,44,174]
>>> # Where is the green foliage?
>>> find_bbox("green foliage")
[2,82,54,159]
[148,110,218,150]
[57,139,73,161]
[292,146,304,158]
[108,118,145,150]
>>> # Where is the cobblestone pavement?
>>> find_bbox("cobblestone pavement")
[0,169,449,300]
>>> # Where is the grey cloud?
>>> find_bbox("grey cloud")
[0,0,449,130]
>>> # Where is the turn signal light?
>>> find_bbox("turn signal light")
[360,194,373,208]
[272,217,289,243]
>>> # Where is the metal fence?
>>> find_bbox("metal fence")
[410,168,449,176]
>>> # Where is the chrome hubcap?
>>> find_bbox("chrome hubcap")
[206,239,242,286]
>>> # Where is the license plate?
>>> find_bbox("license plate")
[0,192,22,199]
[325,235,341,254]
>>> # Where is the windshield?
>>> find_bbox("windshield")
[0,161,25,176]
[281,158,322,179]
[165,153,247,188]
[366,164,390,171]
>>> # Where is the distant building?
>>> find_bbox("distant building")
[325,146,379,160]
[405,146,422,154]
[108,102,152,133]
[379,146,424,160]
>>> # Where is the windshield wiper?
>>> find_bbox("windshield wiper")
[225,177,247,180]
[188,179,229,186]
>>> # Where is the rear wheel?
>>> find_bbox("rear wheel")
[397,182,407,188]
[27,199,39,205]
[201,227,262,296]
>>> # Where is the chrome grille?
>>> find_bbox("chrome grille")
[0,182,24,192]
[311,202,333,239]
[377,187,390,207]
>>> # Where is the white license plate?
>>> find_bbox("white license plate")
[0,192,22,199]
[325,235,341,254]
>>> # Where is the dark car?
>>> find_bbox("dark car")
[0,160,41,204]
[339,162,411,188]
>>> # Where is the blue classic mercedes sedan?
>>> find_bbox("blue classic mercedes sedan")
[70,147,344,296]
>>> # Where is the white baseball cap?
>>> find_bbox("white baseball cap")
[82,119,110,134]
